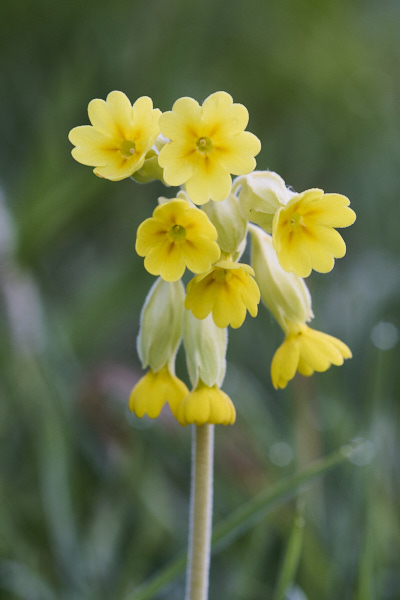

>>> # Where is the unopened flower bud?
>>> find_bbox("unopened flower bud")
[239,171,295,233]
[138,277,185,371]
[131,134,169,184]
[183,311,227,388]
[202,193,247,255]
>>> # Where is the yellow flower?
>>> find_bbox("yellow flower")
[129,365,189,419]
[68,91,161,181]
[158,91,261,205]
[185,260,260,329]
[135,200,220,281]
[177,380,236,426]
[271,323,352,389]
[272,189,356,278]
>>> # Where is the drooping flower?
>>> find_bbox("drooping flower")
[129,365,189,419]
[177,380,236,426]
[271,323,352,389]
[138,277,185,372]
[272,189,356,278]
[135,199,220,281]
[68,91,161,181]
[158,91,261,205]
[250,225,313,330]
[185,260,260,329]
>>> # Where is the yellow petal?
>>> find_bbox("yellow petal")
[271,338,300,389]
[145,242,186,281]
[177,383,236,426]
[309,194,356,228]
[217,131,260,174]
[94,153,145,181]
[183,238,221,273]
[88,98,121,138]
[69,126,115,166]
[103,90,134,133]
[186,162,232,204]
[158,143,194,186]
[203,94,249,135]
[129,367,188,419]
[185,274,217,320]
[159,97,202,139]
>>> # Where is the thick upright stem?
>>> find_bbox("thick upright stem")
[185,424,215,600]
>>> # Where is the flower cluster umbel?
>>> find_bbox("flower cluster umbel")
[69,91,356,425]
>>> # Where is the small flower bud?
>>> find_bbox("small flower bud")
[202,193,248,255]
[183,311,227,388]
[131,150,164,183]
[138,277,185,372]
[131,134,169,184]
[239,171,295,233]
[250,225,313,331]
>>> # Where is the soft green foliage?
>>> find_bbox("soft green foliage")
[1,0,400,599]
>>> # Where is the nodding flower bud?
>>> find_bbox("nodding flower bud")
[183,310,228,388]
[137,277,185,372]
[202,193,248,258]
[249,224,313,331]
[238,171,295,233]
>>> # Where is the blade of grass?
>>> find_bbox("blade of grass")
[272,507,305,600]
[125,441,359,600]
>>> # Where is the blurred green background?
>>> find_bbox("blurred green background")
[1,0,399,598]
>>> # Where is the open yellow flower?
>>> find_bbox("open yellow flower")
[271,323,352,389]
[185,260,260,328]
[177,380,236,426]
[136,200,220,281]
[272,189,356,278]
[158,91,261,205]
[68,91,161,181]
[129,365,189,419]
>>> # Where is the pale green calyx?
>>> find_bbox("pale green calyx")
[137,277,185,371]
[132,134,169,184]
[183,310,228,388]
[239,171,295,233]
[202,193,247,256]
[250,224,313,331]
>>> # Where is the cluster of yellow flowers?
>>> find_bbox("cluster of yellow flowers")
[69,91,356,426]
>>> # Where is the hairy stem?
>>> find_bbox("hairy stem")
[185,424,215,600]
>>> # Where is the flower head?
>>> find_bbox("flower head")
[68,91,161,181]
[129,365,189,419]
[177,380,236,426]
[158,92,261,205]
[272,189,356,278]
[135,199,220,281]
[185,260,260,329]
[271,323,352,389]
